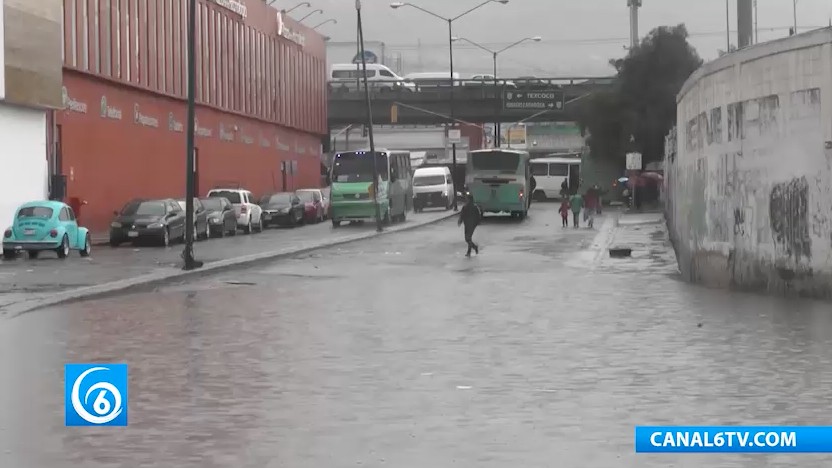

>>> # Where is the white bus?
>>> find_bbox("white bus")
[530,157,582,200]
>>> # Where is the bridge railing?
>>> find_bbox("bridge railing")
[327,76,614,97]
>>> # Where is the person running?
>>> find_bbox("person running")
[558,198,570,227]
[458,193,481,257]
[569,191,584,228]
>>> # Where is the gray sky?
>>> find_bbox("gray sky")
[282,0,832,77]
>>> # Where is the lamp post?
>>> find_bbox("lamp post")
[356,0,383,232]
[182,0,202,270]
[390,0,509,211]
[313,18,337,29]
[282,2,310,14]
[299,8,323,22]
[451,36,541,147]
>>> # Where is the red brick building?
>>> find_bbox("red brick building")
[56,0,327,232]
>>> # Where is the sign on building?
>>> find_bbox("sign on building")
[276,12,306,47]
[503,90,565,110]
[626,152,643,170]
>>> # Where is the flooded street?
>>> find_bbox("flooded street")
[2,205,831,467]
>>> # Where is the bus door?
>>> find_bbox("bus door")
[568,164,581,194]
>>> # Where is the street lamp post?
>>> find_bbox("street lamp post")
[313,18,337,29]
[182,0,202,270]
[356,0,383,232]
[299,8,323,22]
[281,2,310,14]
[391,0,508,211]
[451,36,541,147]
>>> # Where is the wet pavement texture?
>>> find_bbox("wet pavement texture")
[2,203,832,467]
[0,209,452,310]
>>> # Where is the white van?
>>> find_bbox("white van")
[329,63,415,92]
[412,166,453,211]
[530,156,582,200]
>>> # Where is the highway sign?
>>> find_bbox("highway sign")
[503,90,565,110]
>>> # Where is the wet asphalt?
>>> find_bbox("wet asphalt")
[1,203,831,468]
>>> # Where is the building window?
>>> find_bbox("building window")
[167,0,174,93]
[114,0,121,78]
[133,0,140,82]
[93,0,100,73]
[70,0,78,67]
[172,0,180,95]
[99,0,111,75]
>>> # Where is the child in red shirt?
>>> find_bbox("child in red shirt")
[558,199,570,227]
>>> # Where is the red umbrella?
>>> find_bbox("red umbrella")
[641,172,664,181]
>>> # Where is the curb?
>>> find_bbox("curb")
[1,211,457,319]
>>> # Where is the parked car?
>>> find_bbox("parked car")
[259,192,304,227]
[199,197,238,237]
[175,198,210,240]
[206,188,263,234]
[295,189,326,223]
[109,198,186,247]
[2,201,92,260]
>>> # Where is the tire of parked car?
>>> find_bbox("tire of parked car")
[255,217,263,233]
[2,249,14,260]
[161,228,170,247]
[81,234,91,257]
[244,219,252,234]
[28,251,39,259]
[56,235,70,259]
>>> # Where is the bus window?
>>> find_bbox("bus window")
[531,163,548,176]
[471,151,520,172]
[332,152,389,183]
[550,163,569,176]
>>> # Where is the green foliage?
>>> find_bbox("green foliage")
[579,24,703,165]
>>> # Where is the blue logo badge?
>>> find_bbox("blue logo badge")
[65,364,128,426]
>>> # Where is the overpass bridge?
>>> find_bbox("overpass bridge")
[327,77,615,127]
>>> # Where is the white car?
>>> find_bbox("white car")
[206,188,263,234]
[412,166,454,212]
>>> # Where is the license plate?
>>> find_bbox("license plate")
[128,231,139,238]
[23,229,35,235]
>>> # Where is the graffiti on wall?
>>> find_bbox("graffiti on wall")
[769,177,812,261]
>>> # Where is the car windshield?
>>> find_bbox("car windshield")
[200,198,223,211]
[296,191,315,202]
[471,151,521,172]
[121,201,166,216]
[413,175,446,186]
[262,194,293,205]
[209,190,241,204]
[17,206,54,219]
[332,152,389,183]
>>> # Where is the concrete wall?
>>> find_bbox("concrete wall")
[667,28,832,299]
[0,104,48,238]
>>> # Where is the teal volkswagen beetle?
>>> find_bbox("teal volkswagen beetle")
[2,201,92,260]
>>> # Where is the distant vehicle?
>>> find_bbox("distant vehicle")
[412,166,453,212]
[329,149,413,227]
[259,192,305,227]
[404,72,461,90]
[530,157,582,200]
[2,201,91,260]
[175,197,210,240]
[329,63,415,92]
[515,76,550,88]
[109,198,186,247]
[465,149,531,219]
[198,197,238,237]
[295,189,326,223]
[206,188,263,234]
[464,74,517,88]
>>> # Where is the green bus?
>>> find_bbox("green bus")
[465,149,531,219]
[329,149,413,227]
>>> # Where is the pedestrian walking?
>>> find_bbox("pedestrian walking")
[529,175,537,207]
[558,199,570,227]
[560,179,569,198]
[458,193,481,257]
[569,191,584,228]
[593,184,603,214]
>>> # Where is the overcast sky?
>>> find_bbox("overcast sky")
[281,0,832,76]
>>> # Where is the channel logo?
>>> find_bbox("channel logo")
[65,364,128,426]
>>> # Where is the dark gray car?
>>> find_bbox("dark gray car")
[109,199,186,247]
[199,197,238,237]
[175,198,210,241]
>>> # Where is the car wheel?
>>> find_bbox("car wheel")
[203,222,210,240]
[255,217,263,233]
[2,249,15,260]
[228,224,237,236]
[80,234,91,257]
[56,235,70,259]
[193,225,199,242]
[161,228,170,247]
[332,219,341,228]
[27,250,39,260]
[244,220,252,234]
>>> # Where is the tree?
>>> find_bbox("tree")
[579,24,702,165]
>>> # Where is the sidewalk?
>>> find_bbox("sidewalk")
[0,209,457,318]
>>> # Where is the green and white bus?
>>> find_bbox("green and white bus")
[465,149,531,219]
[329,149,413,227]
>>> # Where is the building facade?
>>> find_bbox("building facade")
[0,0,63,235]
[666,28,832,299]
[57,0,327,232]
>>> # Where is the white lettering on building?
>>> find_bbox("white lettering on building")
[219,123,235,141]
[62,86,88,114]
[195,118,213,137]
[276,12,306,47]
[168,112,184,132]
[100,96,123,120]
[134,104,159,128]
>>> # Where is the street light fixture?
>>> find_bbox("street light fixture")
[313,18,337,29]
[299,8,323,22]
[390,0,509,211]
[451,35,541,147]
[282,2,311,14]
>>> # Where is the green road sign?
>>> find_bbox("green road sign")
[503,89,565,110]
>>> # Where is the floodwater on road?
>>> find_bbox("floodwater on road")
[1,204,831,468]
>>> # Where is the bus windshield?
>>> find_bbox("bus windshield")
[332,152,389,183]
[471,151,521,173]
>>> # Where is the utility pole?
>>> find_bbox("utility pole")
[356,0,383,232]
[182,0,202,271]
[627,0,641,49]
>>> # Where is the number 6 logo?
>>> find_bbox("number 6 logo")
[70,366,124,425]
